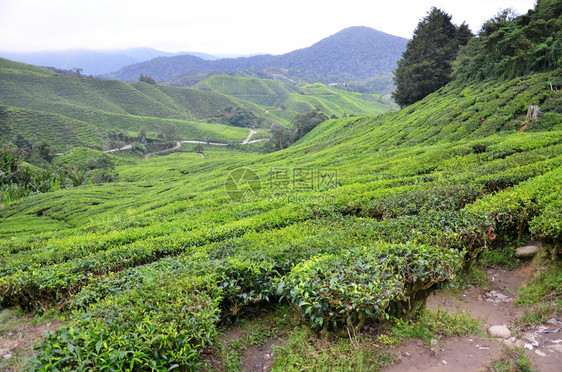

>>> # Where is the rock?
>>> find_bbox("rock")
[535,350,546,357]
[523,333,537,344]
[488,325,511,339]
[515,340,527,348]
[500,338,516,348]
[524,343,534,350]
[548,344,562,353]
[3,354,12,360]
[515,245,541,258]
[546,317,562,327]
[485,290,513,303]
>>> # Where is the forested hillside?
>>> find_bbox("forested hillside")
[106,27,407,83]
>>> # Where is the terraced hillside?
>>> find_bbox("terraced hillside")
[0,67,560,369]
[0,58,398,151]
[194,76,397,116]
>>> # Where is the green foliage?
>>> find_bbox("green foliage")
[26,275,221,371]
[0,147,65,205]
[278,244,463,332]
[269,109,329,151]
[0,56,561,371]
[138,73,156,85]
[390,308,483,345]
[453,0,562,82]
[272,326,396,372]
[486,347,534,372]
[393,7,473,107]
[194,76,397,117]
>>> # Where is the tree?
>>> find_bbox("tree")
[157,123,178,141]
[139,74,156,85]
[392,8,473,107]
[34,141,53,163]
[291,108,328,141]
[452,1,562,82]
[14,134,32,159]
[194,143,205,153]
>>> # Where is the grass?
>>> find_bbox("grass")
[271,327,397,372]
[517,301,562,327]
[517,260,562,305]
[516,259,562,326]
[388,309,484,346]
[486,347,535,372]
[0,308,62,372]
[204,305,296,371]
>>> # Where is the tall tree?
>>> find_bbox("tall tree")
[392,8,473,107]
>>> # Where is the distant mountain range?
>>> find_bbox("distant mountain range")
[0,48,219,76]
[106,27,407,84]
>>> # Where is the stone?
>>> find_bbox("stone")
[488,325,511,339]
[515,245,541,258]
[3,354,12,360]
[485,290,513,303]
[535,350,546,357]
[548,344,562,353]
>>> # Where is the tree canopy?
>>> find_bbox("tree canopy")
[392,7,473,107]
[452,0,562,82]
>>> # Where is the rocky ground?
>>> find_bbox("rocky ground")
[386,261,562,372]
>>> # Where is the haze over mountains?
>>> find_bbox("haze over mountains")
[0,48,220,76]
[107,27,407,84]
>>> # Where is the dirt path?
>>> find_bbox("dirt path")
[0,311,60,371]
[143,141,181,158]
[385,263,562,372]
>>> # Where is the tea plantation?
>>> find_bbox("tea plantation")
[0,62,560,369]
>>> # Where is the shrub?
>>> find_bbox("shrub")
[278,244,463,334]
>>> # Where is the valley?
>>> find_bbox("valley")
[0,1,561,371]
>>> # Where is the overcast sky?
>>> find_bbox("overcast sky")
[0,0,536,56]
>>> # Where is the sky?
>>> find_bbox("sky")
[0,0,537,56]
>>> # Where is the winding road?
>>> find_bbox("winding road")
[102,129,266,154]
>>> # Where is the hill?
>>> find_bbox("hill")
[106,27,407,83]
[194,75,398,116]
[0,58,399,151]
[1,3,561,368]
[0,48,219,76]
[1,66,560,369]
[0,58,285,150]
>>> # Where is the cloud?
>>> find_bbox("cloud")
[0,0,536,54]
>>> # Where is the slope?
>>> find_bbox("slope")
[0,71,560,369]
[106,27,407,83]
[194,75,397,116]
[0,58,293,148]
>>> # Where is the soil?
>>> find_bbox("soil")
[384,262,562,372]
[241,338,284,372]
[383,336,502,372]
[0,314,60,371]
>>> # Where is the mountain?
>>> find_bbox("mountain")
[0,48,219,76]
[107,27,407,83]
